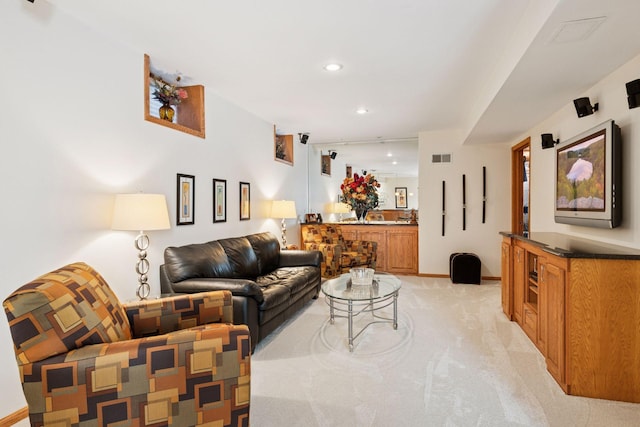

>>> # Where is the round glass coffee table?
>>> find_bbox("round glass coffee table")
[321,273,401,351]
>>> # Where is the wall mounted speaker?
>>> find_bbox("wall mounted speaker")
[541,133,559,149]
[298,133,309,144]
[626,79,640,109]
[329,150,337,159]
[573,97,598,117]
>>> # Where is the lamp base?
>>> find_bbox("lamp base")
[134,232,151,299]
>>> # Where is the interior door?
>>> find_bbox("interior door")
[512,138,530,236]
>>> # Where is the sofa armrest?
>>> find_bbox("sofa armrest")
[169,278,265,304]
[279,249,322,268]
[23,323,250,425]
[124,290,233,337]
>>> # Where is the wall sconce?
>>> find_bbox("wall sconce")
[573,97,598,117]
[111,193,171,299]
[541,133,559,149]
[270,200,297,248]
[626,79,640,109]
[329,150,337,159]
[298,133,309,144]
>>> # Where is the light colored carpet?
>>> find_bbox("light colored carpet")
[250,276,640,426]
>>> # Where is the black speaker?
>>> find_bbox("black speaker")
[329,151,337,159]
[573,97,598,117]
[299,134,309,144]
[541,133,558,149]
[626,79,640,109]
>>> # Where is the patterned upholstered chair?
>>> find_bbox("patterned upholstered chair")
[301,224,377,278]
[3,262,250,427]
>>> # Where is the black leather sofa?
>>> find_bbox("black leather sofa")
[160,232,322,351]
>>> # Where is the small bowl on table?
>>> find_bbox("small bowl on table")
[350,267,375,286]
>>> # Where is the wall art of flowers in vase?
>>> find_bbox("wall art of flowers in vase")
[152,77,189,122]
[340,173,380,222]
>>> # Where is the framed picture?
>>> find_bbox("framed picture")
[305,213,318,224]
[395,187,408,209]
[239,181,250,220]
[213,178,227,223]
[274,131,294,166]
[321,154,331,176]
[177,173,195,225]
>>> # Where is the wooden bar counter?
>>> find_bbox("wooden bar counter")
[301,222,418,275]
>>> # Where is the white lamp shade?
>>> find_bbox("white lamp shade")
[271,200,297,219]
[112,193,171,231]
[334,202,351,213]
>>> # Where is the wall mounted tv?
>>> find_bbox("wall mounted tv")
[555,119,621,228]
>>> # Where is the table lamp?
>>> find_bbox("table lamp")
[111,193,171,299]
[271,200,297,248]
[334,202,351,221]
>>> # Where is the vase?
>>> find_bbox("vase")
[354,205,369,223]
[159,103,175,122]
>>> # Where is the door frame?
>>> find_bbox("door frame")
[511,137,530,234]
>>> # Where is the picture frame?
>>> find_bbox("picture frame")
[177,173,195,225]
[213,178,227,223]
[274,131,294,166]
[321,154,331,176]
[395,187,408,209]
[239,181,251,220]
[305,213,318,224]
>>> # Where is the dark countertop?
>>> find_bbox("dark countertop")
[500,231,640,260]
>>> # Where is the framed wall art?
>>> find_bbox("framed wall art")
[395,187,408,209]
[213,178,227,223]
[177,173,195,225]
[274,131,294,166]
[321,154,331,176]
[239,181,251,220]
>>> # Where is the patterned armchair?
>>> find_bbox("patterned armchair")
[301,224,377,278]
[3,262,250,427]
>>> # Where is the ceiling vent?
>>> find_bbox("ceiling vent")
[432,153,452,163]
[549,17,607,44]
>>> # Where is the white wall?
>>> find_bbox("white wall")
[513,52,640,248]
[0,2,309,417]
[418,130,511,278]
[378,177,419,210]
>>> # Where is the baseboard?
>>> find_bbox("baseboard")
[418,273,501,281]
[0,407,28,426]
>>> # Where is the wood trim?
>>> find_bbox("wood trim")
[0,407,28,426]
[511,137,530,234]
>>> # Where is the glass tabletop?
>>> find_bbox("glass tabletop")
[321,273,401,301]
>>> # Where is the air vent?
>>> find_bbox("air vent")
[549,17,607,44]
[432,153,452,163]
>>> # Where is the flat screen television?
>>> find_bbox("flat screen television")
[554,119,621,228]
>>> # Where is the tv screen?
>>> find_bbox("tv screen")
[554,119,621,228]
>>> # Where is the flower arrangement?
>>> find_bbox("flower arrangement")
[340,173,380,212]
[152,77,189,106]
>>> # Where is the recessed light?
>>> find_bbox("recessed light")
[356,108,368,115]
[324,63,343,72]
[392,161,398,165]
[387,152,392,157]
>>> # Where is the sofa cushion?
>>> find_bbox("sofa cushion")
[3,262,132,365]
[219,236,260,278]
[246,232,281,275]
[165,241,233,282]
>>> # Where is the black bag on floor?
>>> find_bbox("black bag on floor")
[449,253,481,284]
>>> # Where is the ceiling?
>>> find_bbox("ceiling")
[48,0,640,177]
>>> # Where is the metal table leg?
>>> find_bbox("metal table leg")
[348,299,354,352]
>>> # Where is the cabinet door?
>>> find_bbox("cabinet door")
[544,261,566,385]
[386,231,418,274]
[359,230,387,271]
[501,241,513,319]
[513,246,525,324]
[537,257,547,353]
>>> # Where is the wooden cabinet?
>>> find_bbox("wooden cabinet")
[501,233,640,403]
[500,240,512,319]
[542,259,566,388]
[387,230,419,274]
[327,224,418,274]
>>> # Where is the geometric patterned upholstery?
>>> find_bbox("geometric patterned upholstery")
[301,224,376,278]
[4,262,251,427]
